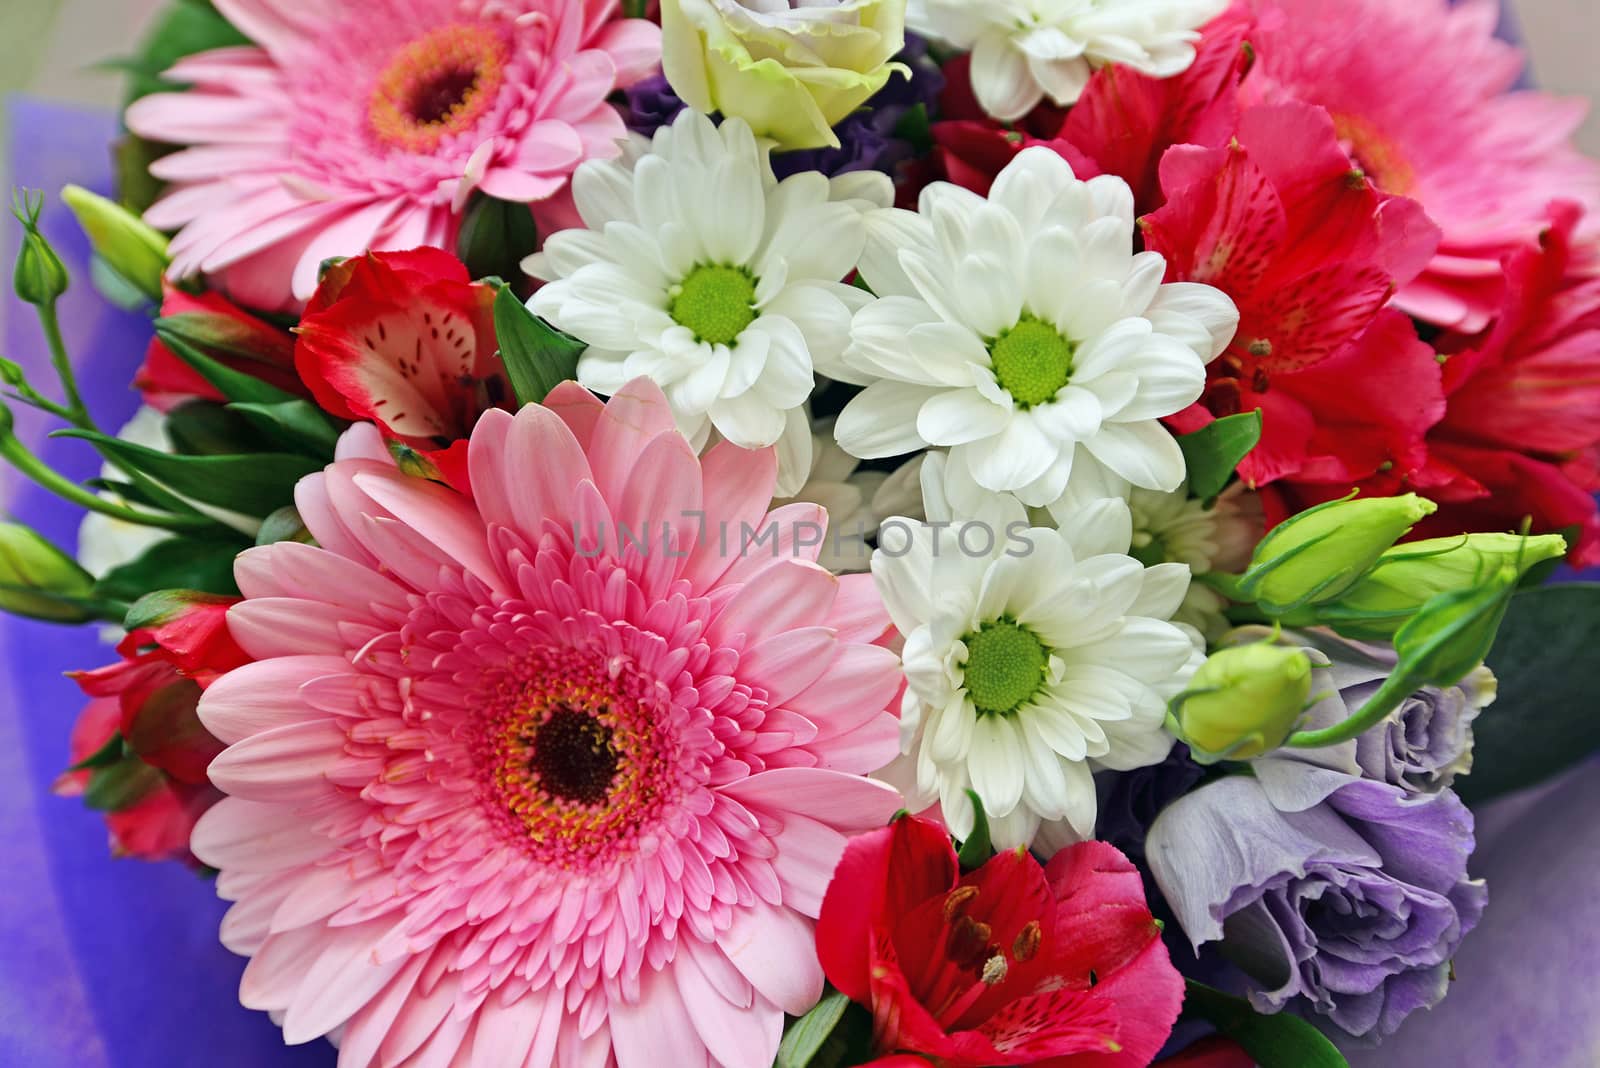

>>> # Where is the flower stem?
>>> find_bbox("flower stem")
[0,431,213,533]
[35,302,92,429]
[1285,669,1416,748]
[1195,569,1249,602]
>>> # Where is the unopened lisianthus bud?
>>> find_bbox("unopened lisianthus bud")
[1317,532,1568,639]
[1171,641,1314,762]
[0,521,97,622]
[1239,494,1437,615]
[1392,564,1519,689]
[60,184,170,302]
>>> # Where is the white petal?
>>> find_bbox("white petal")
[972,32,1046,122]
[967,714,1026,818]
[1083,421,1187,492]
[916,389,1011,447]
[835,381,942,459]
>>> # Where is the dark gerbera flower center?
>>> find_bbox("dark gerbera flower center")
[369,24,509,152]
[528,707,619,806]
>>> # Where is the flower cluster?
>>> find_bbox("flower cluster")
[0,0,1595,1065]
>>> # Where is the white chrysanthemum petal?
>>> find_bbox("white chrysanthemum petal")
[835,381,942,458]
[1083,419,1188,491]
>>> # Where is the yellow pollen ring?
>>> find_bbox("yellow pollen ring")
[369,24,508,153]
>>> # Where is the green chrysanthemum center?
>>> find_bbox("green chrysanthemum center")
[963,619,1049,716]
[990,317,1074,408]
[671,265,757,346]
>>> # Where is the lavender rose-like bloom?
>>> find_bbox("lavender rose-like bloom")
[1228,627,1493,795]
[1147,770,1487,1046]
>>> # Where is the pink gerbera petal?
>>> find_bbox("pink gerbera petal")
[196,380,904,1067]
[127,0,662,308]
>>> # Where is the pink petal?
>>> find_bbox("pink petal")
[672,951,783,1067]
[228,597,350,658]
[683,440,779,594]
[213,0,326,61]
[738,627,836,705]
[614,430,704,566]
[788,644,903,740]
[608,967,711,1067]
[198,655,350,744]
[721,768,903,832]
[207,719,347,802]
[588,379,680,504]
[715,904,824,1016]
[234,541,407,615]
[486,401,590,535]
[589,21,665,87]
[824,572,895,645]
[545,381,605,447]
[351,468,502,592]
[714,502,829,587]
[281,919,406,1044]
[708,558,838,647]
[190,797,334,872]
[337,955,429,1068]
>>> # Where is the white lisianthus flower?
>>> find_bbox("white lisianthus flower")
[908,0,1230,120]
[872,453,1202,850]
[526,110,893,495]
[831,148,1238,509]
[776,415,925,573]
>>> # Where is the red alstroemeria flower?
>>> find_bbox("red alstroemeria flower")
[294,248,509,490]
[1419,204,1600,563]
[137,284,303,411]
[56,592,247,862]
[1144,101,1445,495]
[817,816,1184,1068]
[1057,5,1254,213]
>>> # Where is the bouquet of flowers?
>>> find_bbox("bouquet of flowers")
[4,0,1598,1065]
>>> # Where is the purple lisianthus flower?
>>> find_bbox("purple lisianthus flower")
[1227,627,1492,795]
[626,36,945,180]
[1146,770,1487,1047]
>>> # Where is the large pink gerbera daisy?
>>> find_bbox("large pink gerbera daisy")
[126,0,659,310]
[1243,0,1600,331]
[192,380,905,1066]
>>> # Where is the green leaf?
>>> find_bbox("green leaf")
[893,102,933,153]
[93,535,247,601]
[956,788,993,871]
[122,0,250,105]
[1181,982,1347,1068]
[255,506,316,547]
[1458,583,1600,804]
[83,756,163,812]
[166,400,263,456]
[152,325,300,406]
[56,429,321,517]
[228,400,341,458]
[1177,411,1264,499]
[775,990,872,1068]
[68,733,126,773]
[457,195,539,284]
[493,285,587,406]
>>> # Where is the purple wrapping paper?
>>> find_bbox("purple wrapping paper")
[0,99,334,1067]
[0,2,1590,1058]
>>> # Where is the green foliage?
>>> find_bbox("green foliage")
[1181,982,1348,1068]
[56,428,320,517]
[493,286,587,406]
[956,789,993,871]
[775,990,873,1068]
[457,195,540,284]
[119,0,250,105]
[1176,411,1263,500]
[93,535,247,601]
[1460,584,1600,803]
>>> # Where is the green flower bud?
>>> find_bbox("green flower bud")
[1392,564,1519,690]
[0,521,97,623]
[1171,641,1314,762]
[60,184,170,302]
[1239,494,1437,615]
[12,192,69,307]
[1316,532,1568,639]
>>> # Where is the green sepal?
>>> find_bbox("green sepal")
[82,756,163,812]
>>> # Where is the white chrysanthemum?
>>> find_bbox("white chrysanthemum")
[872,453,1202,850]
[830,148,1238,509]
[908,0,1230,120]
[1050,468,1266,640]
[776,416,925,573]
[527,110,892,495]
